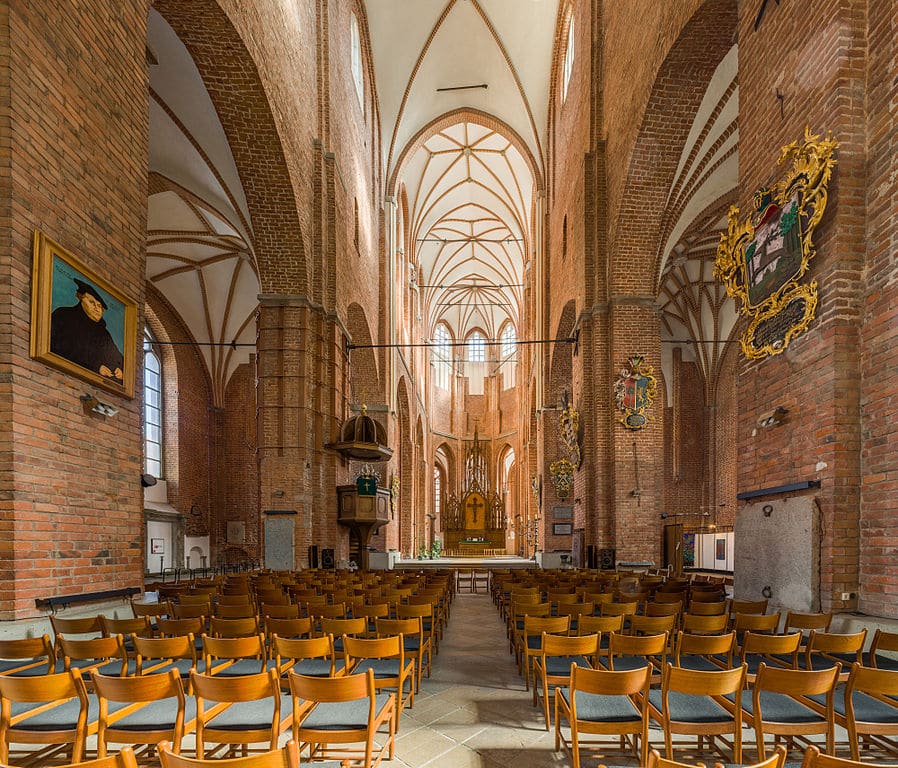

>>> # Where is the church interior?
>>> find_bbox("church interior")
[1,0,898,765]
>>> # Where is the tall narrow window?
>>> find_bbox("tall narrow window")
[562,12,575,102]
[467,330,486,363]
[143,329,163,478]
[433,465,442,521]
[350,13,364,108]
[501,323,517,359]
[433,323,452,390]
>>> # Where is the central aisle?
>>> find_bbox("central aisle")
[390,592,637,768]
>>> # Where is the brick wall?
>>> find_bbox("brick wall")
[0,0,149,618]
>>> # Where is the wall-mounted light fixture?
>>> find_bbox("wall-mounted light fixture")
[80,393,119,418]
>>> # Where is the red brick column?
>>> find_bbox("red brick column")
[257,299,348,568]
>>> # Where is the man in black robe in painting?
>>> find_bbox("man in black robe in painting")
[50,278,124,382]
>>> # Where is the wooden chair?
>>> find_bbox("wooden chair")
[870,629,898,670]
[342,635,414,729]
[203,634,274,677]
[50,615,103,638]
[158,739,302,768]
[131,632,200,680]
[99,615,154,642]
[516,614,570,688]
[840,662,898,760]
[799,629,866,679]
[647,662,748,762]
[728,598,770,621]
[473,569,490,594]
[577,614,624,664]
[604,631,668,679]
[0,667,92,764]
[262,616,312,640]
[532,632,599,730]
[156,616,206,641]
[799,744,898,768]
[643,744,786,768]
[688,600,728,616]
[783,611,832,647]
[673,631,736,671]
[56,634,133,680]
[260,603,301,620]
[190,668,291,759]
[209,616,261,638]
[645,601,683,619]
[0,635,56,676]
[375,617,431,692]
[271,634,339,681]
[319,617,366,654]
[130,600,171,624]
[92,668,195,757]
[682,612,728,635]
[554,663,651,767]
[172,602,211,621]
[289,668,395,768]
[396,603,440,656]
[53,745,140,768]
[214,603,257,619]
[743,662,841,760]
[455,568,475,593]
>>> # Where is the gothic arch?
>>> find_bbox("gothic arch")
[548,300,577,402]
[609,0,738,297]
[395,377,413,556]
[152,0,309,296]
[345,302,381,401]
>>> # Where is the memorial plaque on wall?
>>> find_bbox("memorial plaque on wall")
[553,505,573,520]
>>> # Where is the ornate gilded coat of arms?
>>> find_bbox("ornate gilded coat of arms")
[715,128,838,359]
[614,354,657,430]
[559,391,581,469]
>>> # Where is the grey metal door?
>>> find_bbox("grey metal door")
[264,515,295,570]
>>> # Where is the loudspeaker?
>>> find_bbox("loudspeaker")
[599,547,616,570]
[321,548,335,569]
[586,545,598,570]
[308,545,319,569]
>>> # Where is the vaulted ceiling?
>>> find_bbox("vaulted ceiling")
[365,0,558,341]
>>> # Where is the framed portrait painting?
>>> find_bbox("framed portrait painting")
[30,231,137,398]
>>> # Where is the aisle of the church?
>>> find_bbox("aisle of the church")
[390,592,615,768]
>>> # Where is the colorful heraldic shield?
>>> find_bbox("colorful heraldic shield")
[715,127,838,359]
[614,354,657,430]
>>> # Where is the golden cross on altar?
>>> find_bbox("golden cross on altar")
[466,496,484,524]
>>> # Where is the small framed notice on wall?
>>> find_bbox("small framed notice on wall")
[150,538,164,555]
[553,523,573,536]
[552,505,573,520]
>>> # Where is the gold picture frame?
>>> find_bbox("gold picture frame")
[30,231,137,398]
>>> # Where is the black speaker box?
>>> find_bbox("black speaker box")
[321,548,335,569]
[599,547,616,570]
[308,545,319,569]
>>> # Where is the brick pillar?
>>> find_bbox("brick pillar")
[607,300,664,563]
[257,299,348,568]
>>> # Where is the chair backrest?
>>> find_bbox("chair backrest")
[600,600,638,617]
[799,744,898,768]
[646,745,786,768]
[56,745,140,768]
[157,616,205,637]
[214,603,257,619]
[734,611,781,634]
[172,603,209,620]
[131,599,171,619]
[177,594,214,608]
[870,628,898,668]
[740,630,802,663]
[556,601,595,620]
[260,603,301,620]
[682,612,728,635]
[577,614,624,636]
[629,613,676,637]
[343,634,402,662]
[755,661,841,697]
[272,634,334,673]
[569,662,651,699]
[688,600,728,616]
[288,665,374,705]
[93,667,185,704]
[662,660,747,697]
[0,634,55,674]
[541,632,599,659]
[0,666,87,704]
[729,598,770,617]
[203,633,267,670]
[608,632,668,669]
[806,629,866,662]
[191,667,280,704]
[263,616,312,639]
[158,739,300,768]
[375,618,421,640]
[209,616,261,638]
[645,601,682,618]
[99,615,152,638]
[50,615,103,636]
[56,634,128,674]
[319,616,366,638]
[673,631,736,665]
[131,633,197,673]
[522,614,570,641]
[845,661,898,701]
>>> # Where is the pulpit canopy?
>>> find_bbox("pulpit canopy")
[327,405,393,461]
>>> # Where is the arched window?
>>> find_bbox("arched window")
[433,464,444,520]
[350,12,364,108]
[562,11,575,102]
[143,328,163,478]
[500,323,517,388]
[433,323,452,390]
[467,330,486,363]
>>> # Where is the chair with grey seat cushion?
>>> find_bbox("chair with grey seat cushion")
[533,632,598,730]
[870,629,898,671]
[647,662,747,763]
[0,635,56,676]
[92,668,196,757]
[190,667,292,759]
[554,663,651,768]
[290,667,395,768]
[799,744,898,768]
[673,630,735,672]
[272,634,340,682]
